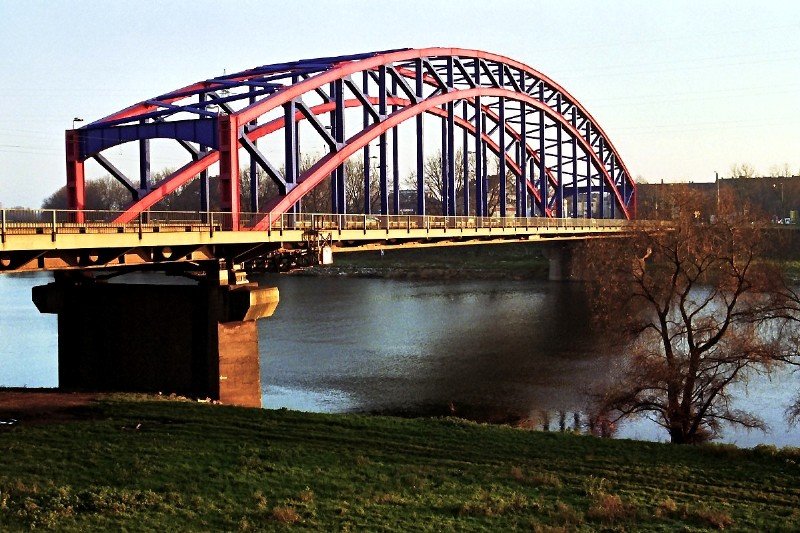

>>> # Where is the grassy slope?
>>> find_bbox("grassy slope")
[1,398,799,531]
[315,242,550,279]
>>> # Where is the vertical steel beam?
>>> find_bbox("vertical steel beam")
[218,114,241,229]
[514,141,520,217]
[585,121,592,218]
[283,100,298,216]
[391,77,400,215]
[65,130,85,223]
[441,113,449,216]
[378,66,389,215]
[498,68,506,217]
[139,119,150,196]
[610,156,616,218]
[571,107,578,218]
[446,57,456,217]
[514,142,525,217]
[622,162,629,212]
[363,71,371,214]
[481,114,488,216]
[198,92,210,216]
[446,114,455,216]
[529,158,537,216]
[415,59,425,215]
[473,60,484,217]
[292,76,302,216]
[519,102,527,217]
[462,100,469,215]
[555,95,563,218]
[598,137,605,218]
[329,81,339,213]
[518,69,527,217]
[333,78,346,215]
[248,87,259,213]
[538,85,547,217]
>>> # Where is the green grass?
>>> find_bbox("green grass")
[2,397,800,531]
[319,242,550,279]
[785,260,800,280]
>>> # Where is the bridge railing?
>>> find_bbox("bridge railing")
[0,208,238,238]
[1,207,638,240]
[269,213,632,232]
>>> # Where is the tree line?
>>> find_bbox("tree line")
[41,151,515,216]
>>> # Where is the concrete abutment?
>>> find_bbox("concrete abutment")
[32,274,278,407]
[542,242,583,281]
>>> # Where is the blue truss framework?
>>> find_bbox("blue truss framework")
[65,48,636,228]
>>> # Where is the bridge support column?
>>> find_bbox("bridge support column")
[542,242,582,281]
[32,274,279,407]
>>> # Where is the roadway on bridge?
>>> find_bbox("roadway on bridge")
[0,210,634,273]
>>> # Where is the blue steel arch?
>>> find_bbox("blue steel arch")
[66,48,636,227]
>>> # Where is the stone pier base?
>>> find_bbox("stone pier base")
[542,242,583,281]
[32,278,278,407]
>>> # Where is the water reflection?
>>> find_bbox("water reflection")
[0,273,56,388]
[257,275,617,422]
[0,272,797,447]
[518,410,617,439]
[256,274,799,447]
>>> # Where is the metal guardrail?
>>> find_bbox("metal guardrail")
[0,208,640,241]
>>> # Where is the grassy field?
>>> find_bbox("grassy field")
[1,397,799,531]
[315,242,551,279]
[786,260,800,281]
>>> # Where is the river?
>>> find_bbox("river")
[1,271,798,447]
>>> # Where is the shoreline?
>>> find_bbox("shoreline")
[289,241,552,280]
[290,265,548,280]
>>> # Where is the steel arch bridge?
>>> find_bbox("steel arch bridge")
[65,47,636,229]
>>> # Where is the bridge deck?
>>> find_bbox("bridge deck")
[0,210,636,272]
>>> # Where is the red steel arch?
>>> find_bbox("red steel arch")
[253,88,623,228]
[66,48,636,227]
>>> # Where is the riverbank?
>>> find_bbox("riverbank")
[299,242,551,279]
[298,239,800,281]
[1,394,798,530]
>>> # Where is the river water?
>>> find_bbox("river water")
[1,271,798,447]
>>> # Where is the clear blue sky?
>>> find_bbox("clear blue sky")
[1,0,798,207]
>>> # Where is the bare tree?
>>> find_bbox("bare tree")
[409,150,516,216]
[769,278,800,426]
[420,148,469,214]
[485,168,517,217]
[42,175,135,211]
[730,162,758,179]
[769,163,795,178]
[580,185,796,444]
[291,153,328,213]
[343,156,381,214]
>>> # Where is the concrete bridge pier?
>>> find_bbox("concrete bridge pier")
[32,268,278,407]
[542,242,583,281]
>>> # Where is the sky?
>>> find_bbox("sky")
[0,0,799,208]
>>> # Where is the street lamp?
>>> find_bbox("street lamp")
[773,182,785,213]
[72,117,84,129]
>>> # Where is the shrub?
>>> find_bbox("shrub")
[271,505,301,524]
[587,492,636,523]
[549,501,584,526]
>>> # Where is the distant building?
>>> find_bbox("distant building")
[636,176,800,222]
[398,189,417,214]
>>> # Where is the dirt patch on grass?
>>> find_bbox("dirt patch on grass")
[0,388,102,427]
